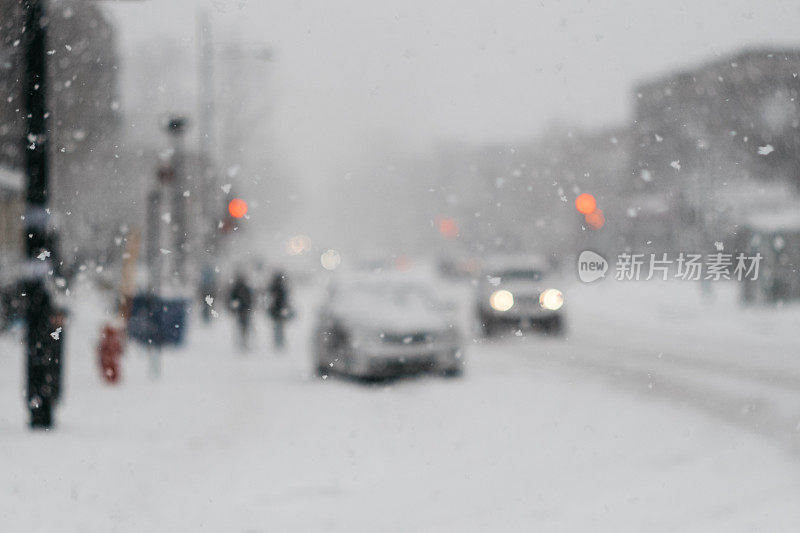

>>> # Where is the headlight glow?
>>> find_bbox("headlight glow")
[489,290,514,312]
[539,288,564,311]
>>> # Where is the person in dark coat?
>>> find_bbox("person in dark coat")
[227,273,253,350]
[267,271,291,350]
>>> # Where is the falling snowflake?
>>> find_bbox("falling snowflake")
[714,241,724,251]
[221,183,232,194]
[37,250,51,261]
[160,248,171,255]
[210,309,219,318]
[670,160,681,170]
[50,327,62,340]
[758,144,774,155]
[226,165,240,178]
[205,295,214,306]
[161,212,171,224]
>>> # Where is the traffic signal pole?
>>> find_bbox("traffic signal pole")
[23,0,60,429]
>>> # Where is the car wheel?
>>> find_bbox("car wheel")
[315,363,330,377]
[441,366,463,378]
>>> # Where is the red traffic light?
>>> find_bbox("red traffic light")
[436,216,459,239]
[575,193,596,215]
[585,208,605,230]
[228,198,248,219]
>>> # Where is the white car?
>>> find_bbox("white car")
[476,255,565,336]
[313,273,464,379]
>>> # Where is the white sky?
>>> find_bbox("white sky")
[106,0,800,186]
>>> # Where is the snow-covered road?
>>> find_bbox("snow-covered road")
[2,278,800,532]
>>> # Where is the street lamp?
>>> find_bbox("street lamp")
[165,114,189,284]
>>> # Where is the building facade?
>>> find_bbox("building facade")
[630,48,800,251]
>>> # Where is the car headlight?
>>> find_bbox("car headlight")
[539,288,564,311]
[489,289,514,312]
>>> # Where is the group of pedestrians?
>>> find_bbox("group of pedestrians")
[199,265,293,352]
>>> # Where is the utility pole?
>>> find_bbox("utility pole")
[145,187,162,379]
[166,116,188,284]
[197,8,216,254]
[22,0,60,429]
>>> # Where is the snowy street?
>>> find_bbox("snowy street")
[5,1,800,531]
[3,279,800,532]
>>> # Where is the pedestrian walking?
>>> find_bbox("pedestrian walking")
[227,272,253,350]
[267,271,292,350]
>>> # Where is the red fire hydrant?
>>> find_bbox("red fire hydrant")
[98,323,124,384]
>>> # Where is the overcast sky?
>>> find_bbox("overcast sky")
[105,0,800,222]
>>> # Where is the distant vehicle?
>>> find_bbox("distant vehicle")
[437,253,481,280]
[313,273,464,379]
[476,255,565,336]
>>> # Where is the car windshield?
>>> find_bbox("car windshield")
[338,280,444,310]
[492,269,544,282]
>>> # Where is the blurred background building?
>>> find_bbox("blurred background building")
[0,0,122,267]
[631,48,800,252]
